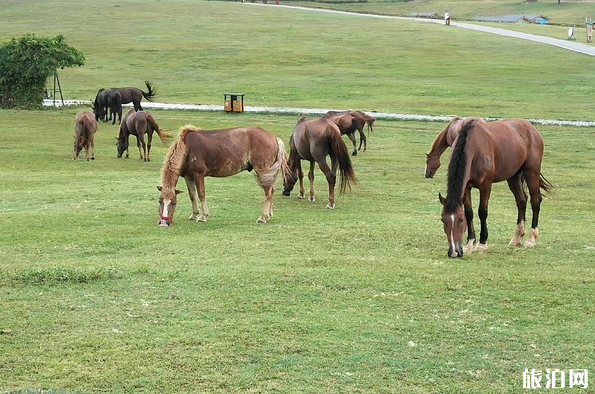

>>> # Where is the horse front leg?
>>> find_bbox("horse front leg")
[463,190,476,253]
[195,175,209,222]
[475,186,492,252]
[184,177,201,221]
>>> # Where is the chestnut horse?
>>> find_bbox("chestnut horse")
[282,117,357,209]
[324,110,375,156]
[117,110,170,162]
[439,118,553,258]
[73,111,98,161]
[158,125,288,226]
[425,116,486,178]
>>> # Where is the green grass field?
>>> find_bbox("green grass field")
[1,1,595,393]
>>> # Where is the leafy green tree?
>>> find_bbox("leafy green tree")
[0,34,85,108]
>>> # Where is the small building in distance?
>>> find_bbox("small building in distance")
[474,14,550,25]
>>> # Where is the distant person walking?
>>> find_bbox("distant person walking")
[445,11,451,26]
[586,18,593,43]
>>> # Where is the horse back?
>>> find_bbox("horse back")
[75,111,97,142]
[182,127,278,177]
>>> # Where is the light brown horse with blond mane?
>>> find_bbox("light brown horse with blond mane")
[158,125,288,226]
[438,118,553,258]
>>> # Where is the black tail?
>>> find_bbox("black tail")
[142,81,157,101]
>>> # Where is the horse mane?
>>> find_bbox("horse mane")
[160,125,199,196]
[445,119,477,212]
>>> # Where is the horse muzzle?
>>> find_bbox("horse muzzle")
[282,188,291,196]
[448,245,464,258]
[159,216,173,227]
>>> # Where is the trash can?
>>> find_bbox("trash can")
[224,93,244,113]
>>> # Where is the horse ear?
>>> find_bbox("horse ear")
[175,189,183,195]
[438,193,446,206]
[157,186,162,192]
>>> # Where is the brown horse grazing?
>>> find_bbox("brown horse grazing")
[438,118,553,258]
[282,117,357,209]
[113,81,156,112]
[425,116,486,178]
[324,110,375,156]
[117,110,170,162]
[158,125,288,226]
[73,111,98,161]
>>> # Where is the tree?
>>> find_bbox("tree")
[0,34,85,108]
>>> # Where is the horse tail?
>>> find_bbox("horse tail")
[256,137,289,188]
[328,126,358,194]
[539,173,555,193]
[142,80,157,101]
[147,113,171,144]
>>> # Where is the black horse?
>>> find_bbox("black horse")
[92,88,122,125]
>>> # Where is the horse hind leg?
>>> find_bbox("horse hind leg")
[257,184,275,224]
[507,175,527,247]
[347,133,357,156]
[317,159,336,209]
[523,171,543,248]
[308,161,316,204]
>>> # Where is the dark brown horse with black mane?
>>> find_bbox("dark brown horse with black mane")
[324,110,375,156]
[425,116,486,178]
[282,117,357,209]
[439,118,553,258]
[117,110,170,162]
[93,81,156,124]
[73,111,98,161]
[114,80,157,111]
[158,125,288,226]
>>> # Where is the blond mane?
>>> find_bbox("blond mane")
[160,125,201,197]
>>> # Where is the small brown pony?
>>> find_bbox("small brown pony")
[158,125,288,226]
[324,110,375,156]
[439,118,553,258]
[117,110,170,161]
[73,111,98,161]
[282,117,357,209]
[425,116,486,178]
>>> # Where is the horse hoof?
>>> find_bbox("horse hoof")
[352,151,357,156]
[508,239,522,247]
[257,218,267,224]
[326,203,335,209]
[523,241,536,248]
[474,243,488,253]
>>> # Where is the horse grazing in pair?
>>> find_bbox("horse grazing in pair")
[92,81,157,124]
[158,125,288,226]
[92,88,122,125]
[117,110,170,162]
[282,117,357,209]
[73,111,98,161]
[324,110,375,156]
[437,118,553,258]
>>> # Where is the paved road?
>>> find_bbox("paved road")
[257,4,595,57]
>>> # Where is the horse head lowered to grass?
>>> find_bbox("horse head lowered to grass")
[438,118,553,258]
[158,125,288,226]
[282,117,357,209]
